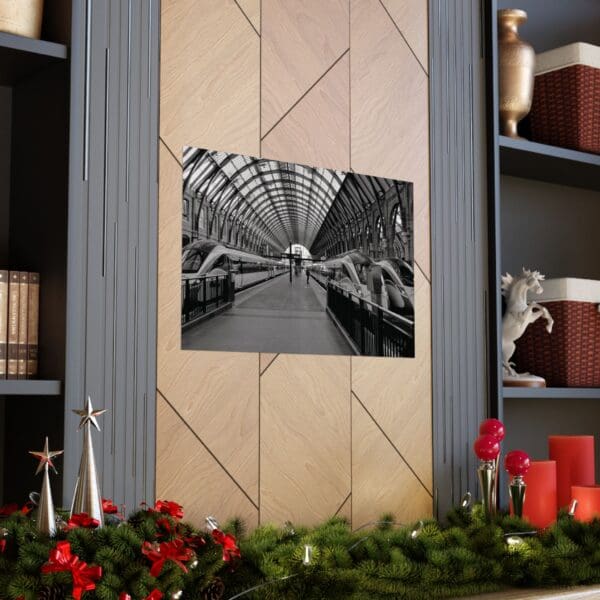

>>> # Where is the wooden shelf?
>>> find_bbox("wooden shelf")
[499,136,600,192]
[504,387,600,400]
[0,379,61,396]
[0,31,67,86]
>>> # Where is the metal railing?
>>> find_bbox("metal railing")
[327,282,414,357]
[182,274,233,325]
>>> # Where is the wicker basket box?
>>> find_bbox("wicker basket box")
[530,43,600,154]
[513,278,600,387]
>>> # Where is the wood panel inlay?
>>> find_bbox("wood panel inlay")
[381,0,429,73]
[158,143,259,502]
[352,395,432,527]
[262,53,350,172]
[157,395,259,528]
[352,269,433,491]
[261,0,349,136]
[260,354,351,525]
[160,0,260,156]
[236,0,261,35]
[351,0,430,276]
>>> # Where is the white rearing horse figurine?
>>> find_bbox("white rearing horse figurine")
[501,268,554,377]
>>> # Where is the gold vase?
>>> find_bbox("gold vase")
[498,9,535,138]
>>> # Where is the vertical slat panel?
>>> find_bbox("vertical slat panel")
[63,0,159,508]
[430,0,488,518]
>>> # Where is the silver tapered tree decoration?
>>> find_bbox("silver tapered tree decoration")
[29,437,63,536]
[70,396,106,526]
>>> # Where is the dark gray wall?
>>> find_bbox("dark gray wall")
[0,87,9,503]
[0,86,10,265]
[63,0,159,509]
[430,0,490,518]
[501,176,600,280]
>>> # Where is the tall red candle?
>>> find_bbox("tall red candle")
[548,435,595,509]
[521,460,557,529]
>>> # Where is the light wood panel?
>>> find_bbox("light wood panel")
[158,142,260,504]
[352,394,432,527]
[352,268,433,491]
[260,353,279,375]
[157,0,432,529]
[351,0,430,277]
[260,354,351,525]
[262,53,350,172]
[261,0,349,135]
[236,0,261,34]
[160,0,260,155]
[157,395,258,528]
[381,0,429,72]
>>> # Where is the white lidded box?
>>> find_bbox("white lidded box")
[514,278,600,387]
[0,0,44,40]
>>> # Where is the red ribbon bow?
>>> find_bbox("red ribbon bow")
[102,498,119,514]
[68,512,100,529]
[153,500,184,520]
[0,539,6,553]
[41,541,102,600]
[212,529,241,562]
[141,539,193,577]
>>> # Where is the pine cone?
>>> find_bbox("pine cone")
[38,585,67,600]
[203,578,225,600]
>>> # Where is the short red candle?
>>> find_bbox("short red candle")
[548,435,595,509]
[571,485,600,522]
[520,460,557,529]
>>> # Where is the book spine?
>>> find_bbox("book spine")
[7,271,19,379]
[0,270,7,379]
[17,272,29,379]
[27,272,40,378]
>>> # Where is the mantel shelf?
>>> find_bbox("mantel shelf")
[503,387,600,400]
[0,379,62,396]
[499,136,600,192]
[0,31,67,86]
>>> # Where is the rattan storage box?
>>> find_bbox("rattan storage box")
[530,42,600,154]
[513,278,600,387]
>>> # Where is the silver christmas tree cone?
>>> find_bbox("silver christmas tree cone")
[478,460,497,520]
[29,437,63,537]
[71,396,106,526]
[509,475,527,518]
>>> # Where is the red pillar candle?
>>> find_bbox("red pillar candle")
[571,485,600,522]
[521,460,557,529]
[549,435,595,509]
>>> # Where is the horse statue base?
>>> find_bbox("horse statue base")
[503,373,546,388]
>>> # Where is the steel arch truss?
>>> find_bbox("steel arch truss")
[182,146,411,260]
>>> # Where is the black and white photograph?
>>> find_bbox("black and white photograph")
[181,147,415,357]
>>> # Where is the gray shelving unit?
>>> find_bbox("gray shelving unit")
[0,0,159,509]
[487,0,600,504]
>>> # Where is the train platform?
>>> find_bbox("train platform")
[181,272,352,354]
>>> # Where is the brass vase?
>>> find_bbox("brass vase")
[498,9,535,138]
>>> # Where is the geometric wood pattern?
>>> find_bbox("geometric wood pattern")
[157,0,432,529]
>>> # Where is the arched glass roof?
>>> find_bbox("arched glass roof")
[183,147,401,255]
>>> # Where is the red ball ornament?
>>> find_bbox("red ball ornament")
[504,450,531,477]
[473,434,501,461]
[479,418,505,441]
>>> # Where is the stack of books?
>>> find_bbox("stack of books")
[0,271,40,380]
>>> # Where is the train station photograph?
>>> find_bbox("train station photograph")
[181,146,415,357]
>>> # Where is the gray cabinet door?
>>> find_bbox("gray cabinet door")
[63,0,159,509]
[430,0,491,518]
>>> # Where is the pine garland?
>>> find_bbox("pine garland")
[4,502,600,599]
